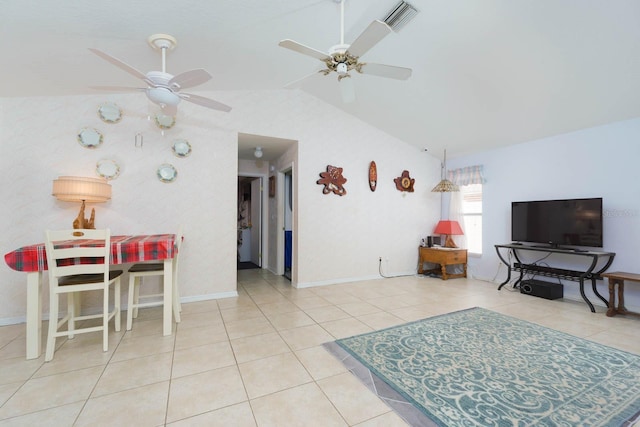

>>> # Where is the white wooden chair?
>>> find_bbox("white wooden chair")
[126,227,183,330]
[44,229,122,362]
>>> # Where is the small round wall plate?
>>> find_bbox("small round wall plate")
[157,163,177,183]
[77,127,103,149]
[96,159,120,180]
[172,139,192,157]
[97,102,122,124]
[155,113,176,130]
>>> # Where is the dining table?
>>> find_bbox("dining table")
[4,234,178,360]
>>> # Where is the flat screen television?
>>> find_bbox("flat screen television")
[511,197,603,248]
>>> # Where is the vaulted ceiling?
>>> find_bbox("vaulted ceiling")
[2,0,639,159]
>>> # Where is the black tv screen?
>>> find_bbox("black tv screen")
[511,198,603,248]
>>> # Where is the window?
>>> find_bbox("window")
[461,183,482,254]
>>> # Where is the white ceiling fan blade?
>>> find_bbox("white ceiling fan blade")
[347,20,392,58]
[89,86,147,92]
[88,48,148,81]
[278,40,331,62]
[179,92,232,112]
[358,63,412,80]
[339,76,356,103]
[169,69,212,91]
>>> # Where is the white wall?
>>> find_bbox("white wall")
[448,117,640,311]
[0,89,442,324]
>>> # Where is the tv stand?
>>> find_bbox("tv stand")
[494,244,616,312]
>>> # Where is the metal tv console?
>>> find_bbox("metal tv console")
[495,244,616,312]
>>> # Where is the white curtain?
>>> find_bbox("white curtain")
[447,165,486,249]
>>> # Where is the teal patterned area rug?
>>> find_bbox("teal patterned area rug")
[331,307,640,427]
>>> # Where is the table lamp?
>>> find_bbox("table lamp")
[52,176,111,231]
[433,220,463,248]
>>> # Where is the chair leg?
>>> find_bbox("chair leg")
[127,275,137,331]
[67,293,75,339]
[172,279,181,323]
[133,277,141,318]
[45,292,59,362]
[103,286,109,352]
[114,278,121,332]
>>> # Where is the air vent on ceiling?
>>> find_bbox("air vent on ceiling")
[383,1,418,32]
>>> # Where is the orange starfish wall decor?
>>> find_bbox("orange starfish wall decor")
[394,170,415,192]
[317,165,347,196]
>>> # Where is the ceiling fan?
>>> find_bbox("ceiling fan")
[89,34,231,116]
[278,0,412,103]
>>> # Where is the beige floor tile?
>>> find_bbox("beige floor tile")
[220,306,265,322]
[32,340,115,378]
[0,366,103,420]
[0,401,84,427]
[265,311,316,331]
[257,301,299,316]
[177,310,224,330]
[225,316,275,340]
[295,346,348,381]
[167,401,257,427]
[172,341,236,378]
[75,381,169,427]
[0,356,43,386]
[231,332,290,364]
[318,372,391,425]
[238,352,312,399]
[250,382,347,427]
[305,306,351,323]
[0,382,23,407]
[337,301,382,317]
[320,317,374,339]
[291,296,332,310]
[179,299,219,315]
[278,324,335,351]
[174,322,228,350]
[354,410,410,426]
[357,312,405,330]
[166,366,247,423]
[110,332,175,363]
[92,352,172,397]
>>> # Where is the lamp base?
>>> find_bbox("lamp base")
[73,200,96,233]
[443,235,458,248]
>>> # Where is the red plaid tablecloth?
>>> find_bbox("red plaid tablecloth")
[4,234,176,272]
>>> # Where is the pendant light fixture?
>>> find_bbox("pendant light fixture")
[431,149,459,192]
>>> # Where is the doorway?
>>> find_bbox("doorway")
[283,170,293,280]
[237,176,263,270]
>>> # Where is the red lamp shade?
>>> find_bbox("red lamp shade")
[433,220,463,248]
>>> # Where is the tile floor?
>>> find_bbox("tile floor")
[0,270,638,426]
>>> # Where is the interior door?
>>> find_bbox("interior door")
[250,178,262,266]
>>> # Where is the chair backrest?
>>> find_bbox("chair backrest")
[45,229,112,284]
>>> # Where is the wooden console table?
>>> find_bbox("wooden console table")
[418,247,467,280]
[601,272,640,317]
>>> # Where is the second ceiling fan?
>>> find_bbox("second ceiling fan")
[279,0,412,103]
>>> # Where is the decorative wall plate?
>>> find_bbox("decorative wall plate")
[77,127,103,149]
[172,139,192,157]
[394,170,415,192]
[369,161,377,192]
[97,102,122,124]
[155,114,176,130]
[317,165,347,196]
[96,159,120,180]
[157,164,178,183]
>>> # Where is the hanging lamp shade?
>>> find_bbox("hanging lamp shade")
[431,149,459,192]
